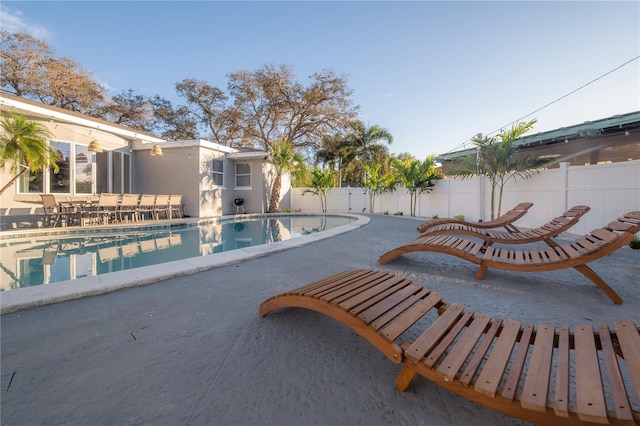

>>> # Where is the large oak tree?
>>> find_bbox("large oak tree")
[227,64,358,152]
[1,31,106,114]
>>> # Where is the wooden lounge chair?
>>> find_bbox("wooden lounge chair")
[260,269,640,425]
[420,205,590,247]
[417,202,533,233]
[379,212,640,304]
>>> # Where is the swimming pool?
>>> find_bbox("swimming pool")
[0,214,360,291]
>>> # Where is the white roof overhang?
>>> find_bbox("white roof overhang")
[0,93,166,145]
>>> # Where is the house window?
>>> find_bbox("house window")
[18,169,43,193]
[17,141,98,194]
[235,163,251,188]
[211,159,224,186]
[75,145,94,194]
[50,141,71,193]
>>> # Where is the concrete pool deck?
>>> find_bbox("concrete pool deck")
[1,214,639,425]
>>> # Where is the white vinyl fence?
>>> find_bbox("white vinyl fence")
[290,161,640,236]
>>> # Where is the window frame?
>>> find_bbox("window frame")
[234,162,252,190]
[210,158,224,188]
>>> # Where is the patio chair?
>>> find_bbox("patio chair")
[169,194,183,219]
[153,195,171,220]
[379,211,640,304]
[86,193,120,225]
[416,202,533,233]
[260,269,640,426]
[118,194,140,223]
[137,194,156,221]
[419,205,590,247]
[40,194,64,227]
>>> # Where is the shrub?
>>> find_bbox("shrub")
[629,236,640,249]
[454,215,465,221]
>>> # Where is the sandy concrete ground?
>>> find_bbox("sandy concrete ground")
[1,214,639,425]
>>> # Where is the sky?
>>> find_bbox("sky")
[2,1,639,159]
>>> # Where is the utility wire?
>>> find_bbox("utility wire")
[443,55,640,154]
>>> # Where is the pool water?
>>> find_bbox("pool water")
[0,215,355,291]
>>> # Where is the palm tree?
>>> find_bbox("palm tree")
[268,137,305,213]
[316,121,393,185]
[392,155,443,216]
[448,119,552,219]
[304,167,334,213]
[315,134,353,187]
[361,163,395,213]
[342,121,393,183]
[0,113,57,196]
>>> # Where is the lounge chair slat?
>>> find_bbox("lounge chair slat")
[560,243,583,259]
[501,323,535,401]
[553,325,570,417]
[591,228,617,243]
[366,287,432,329]
[404,304,465,363]
[475,320,521,397]
[575,237,598,251]
[379,292,443,341]
[544,247,563,262]
[459,318,503,388]
[321,271,392,302]
[574,325,607,423]
[356,283,426,323]
[438,313,492,381]
[615,321,640,399]
[599,324,635,422]
[424,310,475,368]
[521,324,555,412]
[338,275,406,311]
[302,269,376,297]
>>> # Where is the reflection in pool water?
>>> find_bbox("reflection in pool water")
[0,215,355,291]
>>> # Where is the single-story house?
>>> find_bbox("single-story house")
[0,93,290,229]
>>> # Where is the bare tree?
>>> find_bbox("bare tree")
[99,89,154,131]
[148,95,199,141]
[1,31,52,97]
[175,78,242,146]
[1,31,106,114]
[227,64,358,152]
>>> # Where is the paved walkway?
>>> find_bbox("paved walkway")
[2,214,639,425]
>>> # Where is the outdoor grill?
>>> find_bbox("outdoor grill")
[234,197,245,214]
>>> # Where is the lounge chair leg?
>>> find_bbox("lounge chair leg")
[476,265,488,280]
[395,365,417,392]
[573,265,623,304]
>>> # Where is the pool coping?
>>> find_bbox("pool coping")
[1,213,370,315]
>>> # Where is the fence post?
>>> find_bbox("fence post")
[559,162,569,212]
